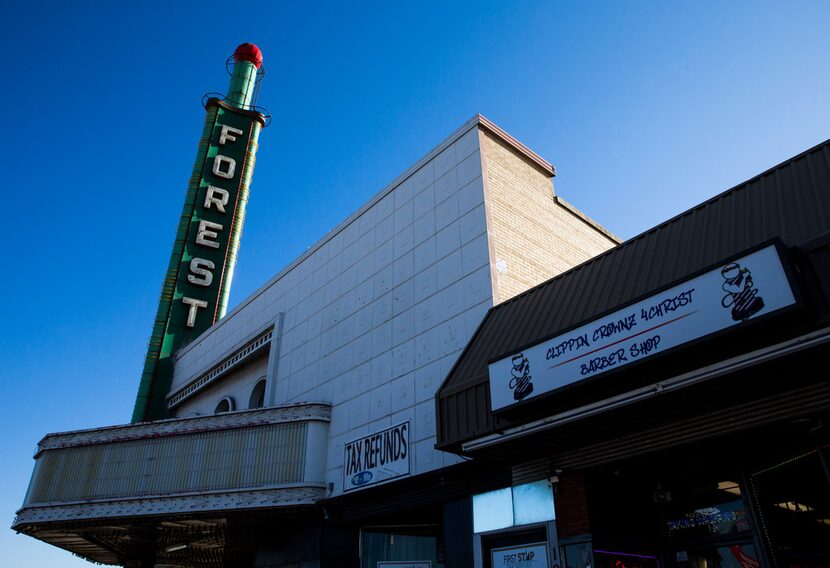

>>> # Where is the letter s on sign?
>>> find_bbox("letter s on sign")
[188,258,215,287]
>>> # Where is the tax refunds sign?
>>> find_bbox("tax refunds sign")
[489,243,798,411]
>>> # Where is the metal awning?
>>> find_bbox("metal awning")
[457,328,830,467]
[435,139,830,450]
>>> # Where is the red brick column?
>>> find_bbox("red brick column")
[555,471,591,537]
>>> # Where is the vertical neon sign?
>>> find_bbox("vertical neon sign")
[132,44,266,422]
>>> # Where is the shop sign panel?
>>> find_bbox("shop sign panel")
[489,243,797,410]
[492,543,549,568]
[343,422,410,492]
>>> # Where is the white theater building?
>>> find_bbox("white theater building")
[16,115,617,567]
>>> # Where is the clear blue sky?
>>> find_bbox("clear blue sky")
[2,1,828,565]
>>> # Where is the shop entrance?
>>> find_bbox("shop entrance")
[471,480,559,568]
[748,440,830,568]
[586,448,760,568]
[360,525,444,568]
[585,426,830,568]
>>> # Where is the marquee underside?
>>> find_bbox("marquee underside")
[16,507,316,567]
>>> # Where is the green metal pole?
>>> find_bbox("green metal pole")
[216,44,262,317]
[226,59,258,109]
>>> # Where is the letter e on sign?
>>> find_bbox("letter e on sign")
[196,220,223,249]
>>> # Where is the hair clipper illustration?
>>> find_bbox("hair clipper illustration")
[721,262,765,321]
[509,353,534,401]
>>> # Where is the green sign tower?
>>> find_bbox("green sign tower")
[132,44,267,422]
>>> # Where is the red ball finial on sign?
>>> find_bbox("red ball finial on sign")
[233,43,263,69]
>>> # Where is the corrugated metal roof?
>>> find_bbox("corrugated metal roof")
[436,137,830,448]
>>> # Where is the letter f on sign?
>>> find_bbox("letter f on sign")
[219,125,244,145]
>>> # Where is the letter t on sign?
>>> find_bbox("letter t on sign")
[182,297,208,328]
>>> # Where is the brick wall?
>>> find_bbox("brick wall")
[479,128,618,304]
[556,471,591,537]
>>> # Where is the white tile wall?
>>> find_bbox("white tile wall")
[171,121,492,498]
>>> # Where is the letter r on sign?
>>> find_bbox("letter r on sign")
[204,186,229,213]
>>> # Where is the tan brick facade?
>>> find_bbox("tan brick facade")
[479,128,619,304]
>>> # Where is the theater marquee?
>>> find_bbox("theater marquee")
[489,243,797,410]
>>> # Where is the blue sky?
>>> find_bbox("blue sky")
[2,1,828,565]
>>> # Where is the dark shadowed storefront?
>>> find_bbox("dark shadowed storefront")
[436,139,830,568]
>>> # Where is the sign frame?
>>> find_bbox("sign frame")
[343,421,411,492]
[491,542,549,568]
[488,239,801,411]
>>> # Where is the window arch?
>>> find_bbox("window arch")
[249,378,266,409]
[214,396,234,414]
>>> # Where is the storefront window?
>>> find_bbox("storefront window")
[361,529,442,568]
[561,540,593,568]
[664,485,751,540]
[661,477,758,568]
